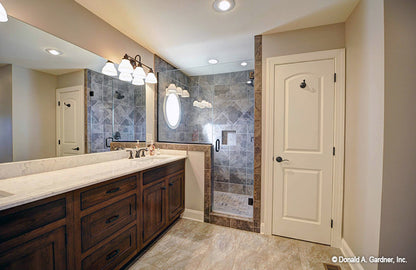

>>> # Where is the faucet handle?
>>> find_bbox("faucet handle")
[126,149,134,159]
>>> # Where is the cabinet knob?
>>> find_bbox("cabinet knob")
[169,183,173,186]
[161,187,167,190]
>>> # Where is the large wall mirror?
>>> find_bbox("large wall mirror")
[0,17,146,163]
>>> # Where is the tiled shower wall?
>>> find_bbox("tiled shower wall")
[86,70,146,153]
[156,57,254,204]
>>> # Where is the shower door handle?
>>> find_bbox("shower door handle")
[72,147,80,151]
[215,139,220,152]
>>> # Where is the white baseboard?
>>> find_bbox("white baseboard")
[341,239,364,270]
[181,209,204,222]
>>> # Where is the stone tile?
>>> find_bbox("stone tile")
[214,166,230,182]
[210,215,230,227]
[230,167,246,184]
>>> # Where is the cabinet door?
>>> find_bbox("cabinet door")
[168,173,184,221]
[142,180,167,244]
[0,226,67,270]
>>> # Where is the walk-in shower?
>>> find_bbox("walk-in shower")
[157,58,255,218]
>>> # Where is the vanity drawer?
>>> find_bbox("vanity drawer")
[142,159,185,186]
[81,225,137,270]
[81,195,137,252]
[80,174,137,210]
[0,197,66,243]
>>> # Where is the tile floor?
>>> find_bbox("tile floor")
[213,191,253,218]
[126,219,351,270]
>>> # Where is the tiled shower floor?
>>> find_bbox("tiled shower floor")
[212,191,253,218]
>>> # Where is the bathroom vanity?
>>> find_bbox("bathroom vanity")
[0,156,185,270]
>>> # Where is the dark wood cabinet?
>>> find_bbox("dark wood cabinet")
[168,173,184,222]
[0,226,67,270]
[0,194,73,270]
[142,180,167,244]
[0,159,185,270]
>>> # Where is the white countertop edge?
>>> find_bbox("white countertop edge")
[0,155,187,211]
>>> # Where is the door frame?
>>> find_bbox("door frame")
[56,85,85,156]
[263,49,345,247]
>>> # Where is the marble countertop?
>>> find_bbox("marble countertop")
[0,155,186,211]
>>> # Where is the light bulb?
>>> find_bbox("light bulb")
[132,77,145,86]
[133,66,146,79]
[119,72,132,82]
[0,3,8,22]
[145,71,157,84]
[118,58,133,73]
[213,0,235,12]
[102,61,117,76]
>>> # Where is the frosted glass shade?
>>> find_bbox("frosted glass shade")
[119,72,132,82]
[145,72,157,84]
[182,90,190,98]
[166,84,177,95]
[0,3,8,22]
[132,77,145,86]
[176,87,183,96]
[102,61,117,76]
[133,66,146,79]
[118,58,133,73]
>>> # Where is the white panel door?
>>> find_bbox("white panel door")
[272,59,335,245]
[56,86,84,156]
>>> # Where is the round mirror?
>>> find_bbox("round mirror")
[163,93,181,129]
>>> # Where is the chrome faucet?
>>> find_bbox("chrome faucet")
[135,148,148,158]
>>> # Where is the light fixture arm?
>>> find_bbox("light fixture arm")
[124,53,153,72]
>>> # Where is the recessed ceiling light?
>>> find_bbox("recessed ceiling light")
[208,59,218,64]
[240,61,248,67]
[45,48,63,56]
[213,0,235,12]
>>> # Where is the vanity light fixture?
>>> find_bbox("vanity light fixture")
[240,61,248,67]
[103,53,157,84]
[102,60,117,76]
[208,59,218,64]
[213,0,235,12]
[182,90,190,98]
[176,87,183,96]
[119,72,132,82]
[166,84,178,95]
[0,2,8,22]
[132,76,145,86]
[45,48,63,56]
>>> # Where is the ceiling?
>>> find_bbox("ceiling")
[0,17,106,75]
[75,0,358,72]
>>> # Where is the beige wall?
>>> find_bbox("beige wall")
[2,0,153,67]
[12,66,57,162]
[343,1,385,269]
[262,23,345,59]
[0,65,13,163]
[184,151,205,221]
[57,70,84,89]
[260,23,345,225]
[379,1,416,269]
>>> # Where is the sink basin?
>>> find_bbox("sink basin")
[0,190,14,198]
[130,156,172,164]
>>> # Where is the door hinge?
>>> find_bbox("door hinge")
[58,139,61,145]
[334,73,337,82]
[331,219,334,228]
[58,101,61,106]
[333,147,336,156]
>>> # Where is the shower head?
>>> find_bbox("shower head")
[115,91,125,99]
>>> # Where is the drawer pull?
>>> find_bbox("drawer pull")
[106,187,120,194]
[105,215,120,224]
[169,183,173,186]
[106,249,120,260]
[161,187,167,190]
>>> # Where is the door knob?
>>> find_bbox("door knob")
[72,147,80,151]
[276,156,289,163]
